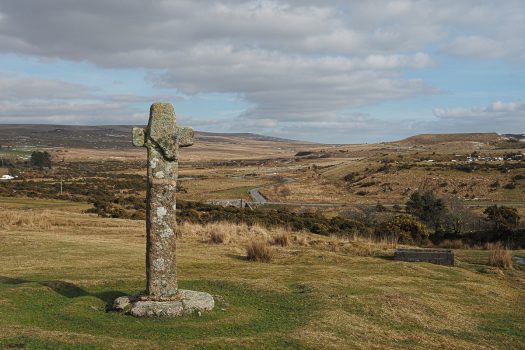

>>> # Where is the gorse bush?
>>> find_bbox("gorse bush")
[177,201,365,237]
[406,191,446,231]
[375,215,428,244]
[484,205,520,233]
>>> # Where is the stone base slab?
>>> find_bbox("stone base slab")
[113,289,215,317]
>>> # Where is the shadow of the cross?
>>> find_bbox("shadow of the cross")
[0,276,127,308]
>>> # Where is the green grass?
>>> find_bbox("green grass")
[0,200,524,349]
[0,278,314,349]
[210,186,256,200]
[0,148,33,158]
[0,196,90,210]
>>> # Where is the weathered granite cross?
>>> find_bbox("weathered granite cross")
[113,103,214,317]
[132,102,194,297]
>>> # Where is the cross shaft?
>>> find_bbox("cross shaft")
[132,102,194,297]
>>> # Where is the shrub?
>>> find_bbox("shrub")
[454,163,476,173]
[270,233,289,246]
[246,239,273,262]
[490,181,500,188]
[176,201,366,237]
[375,203,386,212]
[487,243,513,269]
[30,151,52,169]
[406,191,447,231]
[375,215,428,244]
[295,151,313,157]
[343,172,358,183]
[484,205,520,233]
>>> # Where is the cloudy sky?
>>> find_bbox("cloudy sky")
[0,0,523,143]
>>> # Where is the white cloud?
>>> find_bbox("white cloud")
[0,74,92,99]
[422,101,525,135]
[0,0,522,139]
[443,36,508,59]
[433,101,525,120]
[0,75,180,124]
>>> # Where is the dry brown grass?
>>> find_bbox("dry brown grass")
[0,208,137,231]
[183,223,400,257]
[0,208,397,260]
[438,239,467,249]
[246,239,273,262]
[270,232,289,246]
[341,235,398,256]
[488,243,513,269]
[293,235,309,246]
[0,209,53,230]
[209,230,230,244]
[178,221,270,241]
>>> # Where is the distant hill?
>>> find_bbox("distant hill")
[502,134,525,142]
[0,124,307,149]
[396,133,502,145]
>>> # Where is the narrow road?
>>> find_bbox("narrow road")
[249,187,267,204]
[249,177,297,205]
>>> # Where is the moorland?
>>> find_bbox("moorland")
[0,125,524,349]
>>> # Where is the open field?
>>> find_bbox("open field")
[0,198,524,349]
[1,130,524,348]
[0,196,91,210]
[0,147,33,161]
[1,128,524,208]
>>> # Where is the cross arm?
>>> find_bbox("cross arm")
[177,127,194,147]
[132,127,146,147]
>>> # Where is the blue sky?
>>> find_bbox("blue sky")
[0,1,523,143]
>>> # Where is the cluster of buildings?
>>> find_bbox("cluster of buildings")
[463,152,524,163]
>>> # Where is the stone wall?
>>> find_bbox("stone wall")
[206,199,250,208]
[394,248,454,266]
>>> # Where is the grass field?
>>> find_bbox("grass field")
[0,199,524,349]
[1,130,523,211]
[0,196,91,210]
[0,148,33,159]
[180,179,271,202]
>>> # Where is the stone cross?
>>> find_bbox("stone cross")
[132,102,194,298]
